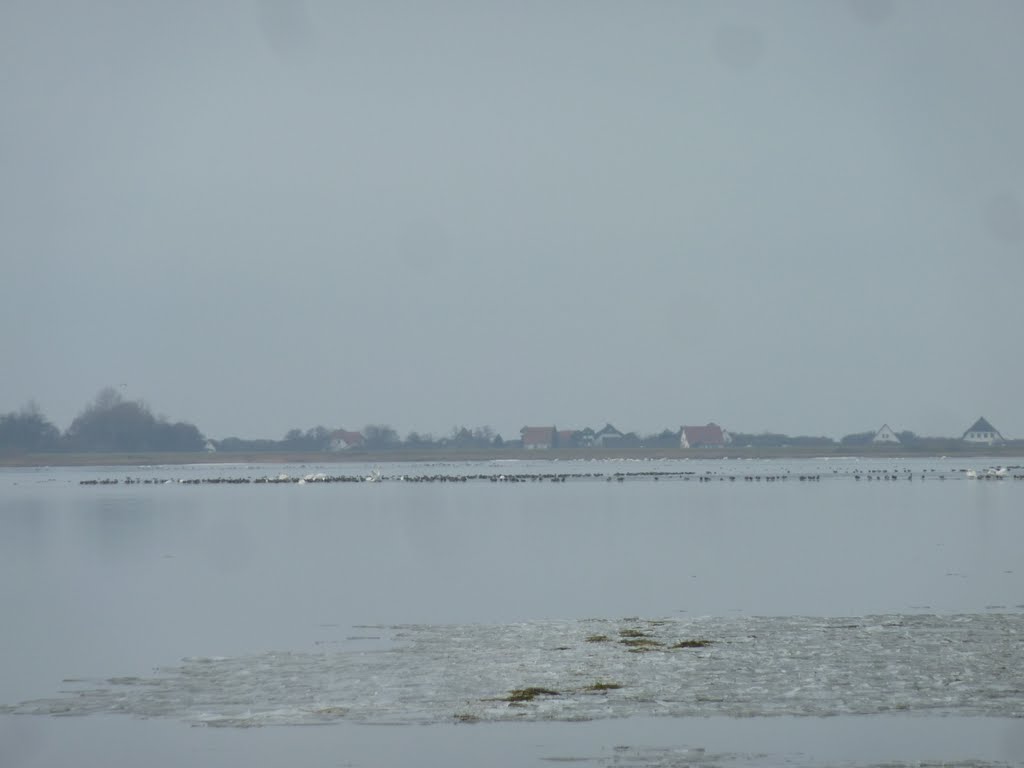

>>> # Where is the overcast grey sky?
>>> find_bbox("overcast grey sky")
[2,1,1022,441]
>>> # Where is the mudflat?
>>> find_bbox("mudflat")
[3,444,1024,467]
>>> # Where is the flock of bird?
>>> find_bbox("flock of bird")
[77,465,1024,486]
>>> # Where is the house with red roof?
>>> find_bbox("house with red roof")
[329,429,365,451]
[521,426,557,450]
[679,423,731,449]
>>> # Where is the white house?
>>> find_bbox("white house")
[329,430,365,451]
[680,423,730,449]
[872,424,900,444]
[962,417,1004,444]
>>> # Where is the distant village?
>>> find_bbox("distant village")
[315,417,1011,454]
[0,387,1015,456]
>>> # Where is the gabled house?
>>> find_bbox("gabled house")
[872,424,900,444]
[329,429,365,451]
[573,427,596,448]
[680,423,730,449]
[962,417,1004,444]
[593,423,624,447]
[521,426,556,450]
[649,429,683,448]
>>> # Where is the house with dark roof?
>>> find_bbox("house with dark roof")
[872,424,900,444]
[962,417,1004,444]
[680,423,730,449]
[521,426,556,450]
[329,429,365,451]
[593,423,624,447]
[557,430,577,448]
[649,428,684,448]
[574,427,596,448]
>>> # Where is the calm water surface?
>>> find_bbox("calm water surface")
[2,458,1022,766]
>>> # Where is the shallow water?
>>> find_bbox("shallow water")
[2,458,1023,766]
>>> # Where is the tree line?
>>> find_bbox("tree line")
[216,425,505,453]
[0,389,1010,455]
[0,389,204,454]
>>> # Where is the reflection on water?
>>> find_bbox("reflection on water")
[1,458,1023,766]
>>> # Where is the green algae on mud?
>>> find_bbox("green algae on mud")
[584,682,623,692]
[504,687,561,703]
[618,629,651,639]
[671,639,713,649]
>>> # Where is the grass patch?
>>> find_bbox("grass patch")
[670,639,713,649]
[619,628,650,638]
[504,687,560,703]
[620,638,663,650]
[584,681,623,692]
[586,634,611,643]
[312,706,346,717]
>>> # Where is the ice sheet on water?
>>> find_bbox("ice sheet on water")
[5,614,1022,727]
